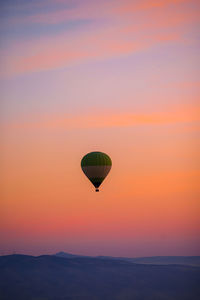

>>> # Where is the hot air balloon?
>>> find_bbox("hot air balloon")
[81,151,112,192]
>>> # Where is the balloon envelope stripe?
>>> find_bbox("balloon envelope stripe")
[81,152,112,166]
[81,165,111,179]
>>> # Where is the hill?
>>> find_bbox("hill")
[0,254,200,300]
[55,252,200,266]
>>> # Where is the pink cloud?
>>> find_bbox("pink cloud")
[1,0,199,77]
[4,0,197,26]
[114,0,197,14]
[0,28,180,78]
[6,103,200,131]
[4,1,111,26]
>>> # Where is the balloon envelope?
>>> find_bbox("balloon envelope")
[81,151,112,191]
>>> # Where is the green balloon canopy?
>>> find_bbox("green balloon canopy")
[81,151,112,192]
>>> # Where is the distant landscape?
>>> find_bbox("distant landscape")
[0,253,200,300]
[56,251,200,266]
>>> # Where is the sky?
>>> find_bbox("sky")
[0,0,199,257]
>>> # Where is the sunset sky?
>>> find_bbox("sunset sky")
[0,0,199,257]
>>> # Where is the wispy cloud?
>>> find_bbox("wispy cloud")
[3,0,195,25]
[6,105,200,131]
[1,0,199,77]
[115,0,192,13]
[2,1,109,25]
[0,28,180,78]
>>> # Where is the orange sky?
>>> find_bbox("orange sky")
[0,0,199,256]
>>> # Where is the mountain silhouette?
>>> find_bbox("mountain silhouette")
[55,251,200,266]
[0,254,200,300]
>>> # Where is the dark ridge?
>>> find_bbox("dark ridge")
[54,252,200,266]
[0,254,200,300]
